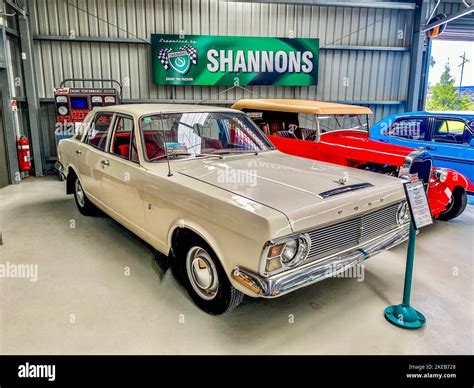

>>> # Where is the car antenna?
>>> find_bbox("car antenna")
[158,112,173,177]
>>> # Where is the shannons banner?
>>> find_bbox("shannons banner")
[151,34,319,86]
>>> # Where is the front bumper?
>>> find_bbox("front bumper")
[232,224,409,298]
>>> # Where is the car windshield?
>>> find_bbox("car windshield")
[250,110,370,138]
[298,113,369,132]
[140,111,274,161]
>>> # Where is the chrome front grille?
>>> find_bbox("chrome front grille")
[306,202,401,262]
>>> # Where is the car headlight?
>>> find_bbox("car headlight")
[261,234,311,275]
[397,201,411,225]
[433,168,448,183]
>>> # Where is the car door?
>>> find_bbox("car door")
[100,114,147,232]
[428,117,474,180]
[75,112,114,203]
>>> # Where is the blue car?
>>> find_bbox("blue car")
[370,111,474,188]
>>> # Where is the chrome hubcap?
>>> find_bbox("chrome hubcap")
[186,246,219,300]
[75,179,85,207]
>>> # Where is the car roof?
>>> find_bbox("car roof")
[91,103,240,117]
[388,111,474,119]
[232,99,373,115]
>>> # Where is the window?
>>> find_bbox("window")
[75,113,94,141]
[86,113,113,151]
[433,119,470,144]
[110,116,139,162]
[140,112,273,162]
[386,118,429,140]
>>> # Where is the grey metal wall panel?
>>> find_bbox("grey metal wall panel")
[33,40,411,101]
[6,36,25,98]
[31,0,414,102]
[31,0,416,155]
[38,102,57,158]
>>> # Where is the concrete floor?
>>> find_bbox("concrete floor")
[0,176,473,355]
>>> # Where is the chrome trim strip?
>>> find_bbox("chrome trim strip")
[317,182,374,199]
[233,224,409,298]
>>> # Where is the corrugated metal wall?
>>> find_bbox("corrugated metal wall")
[30,0,417,157]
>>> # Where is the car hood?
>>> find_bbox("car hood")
[177,151,406,232]
[319,130,416,166]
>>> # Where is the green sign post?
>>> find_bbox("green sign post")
[384,222,426,329]
[151,34,319,86]
[384,181,431,330]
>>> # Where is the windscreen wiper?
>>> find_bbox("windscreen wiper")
[195,153,224,159]
[208,149,258,155]
[148,152,191,162]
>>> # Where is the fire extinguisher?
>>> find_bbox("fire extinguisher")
[17,135,31,172]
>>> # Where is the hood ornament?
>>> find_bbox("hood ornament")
[337,173,349,185]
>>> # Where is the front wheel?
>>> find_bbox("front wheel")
[177,238,243,315]
[437,187,467,221]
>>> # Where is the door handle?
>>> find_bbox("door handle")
[101,160,110,167]
[426,145,437,150]
[75,149,82,155]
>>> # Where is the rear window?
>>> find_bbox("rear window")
[86,113,114,151]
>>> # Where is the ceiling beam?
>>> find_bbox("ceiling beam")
[421,4,474,32]
[227,1,416,10]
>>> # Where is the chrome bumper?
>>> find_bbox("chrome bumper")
[232,224,409,298]
[54,161,65,178]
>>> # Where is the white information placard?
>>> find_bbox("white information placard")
[404,181,433,229]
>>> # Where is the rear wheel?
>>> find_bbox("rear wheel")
[437,187,467,221]
[74,177,97,216]
[175,236,243,315]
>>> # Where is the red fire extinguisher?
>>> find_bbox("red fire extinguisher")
[17,135,31,171]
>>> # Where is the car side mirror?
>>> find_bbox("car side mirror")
[470,138,474,147]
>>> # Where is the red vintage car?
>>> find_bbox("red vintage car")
[232,99,472,221]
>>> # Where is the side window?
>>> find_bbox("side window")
[110,117,139,162]
[433,119,468,144]
[86,113,113,151]
[387,118,429,140]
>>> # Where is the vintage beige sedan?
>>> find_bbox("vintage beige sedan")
[57,104,410,314]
